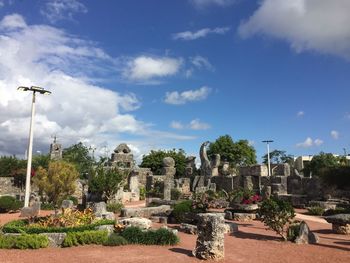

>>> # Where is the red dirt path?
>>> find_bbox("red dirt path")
[0,210,349,263]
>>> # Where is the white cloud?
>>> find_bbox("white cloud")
[330,130,339,140]
[164,86,211,105]
[41,0,88,23]
[190,56,214,71]
[173,27,230,40]
[0,14,194,157]
[296,137,323,148]
[297,111,304,117]
[239,0,350,59]
[345,112,350,120]
[170,119,211,130]
[123,56,182,83]
[190,0,236,9]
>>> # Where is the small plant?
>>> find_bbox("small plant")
[41,202,55,210]
[172,200,193,223]
[307,206,325,216]
[62,230,108,247]
[106,202,124,214]
[259,197,295,241]
[103,233,128,246]
[139,186,146,200]
[0,196,23,213]
[287,221,301,242]
[0,234,49,249]
[171,189,182,200]
[121,226,179,245]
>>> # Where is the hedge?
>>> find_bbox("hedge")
[121,227,179,246]
[62,230,108,247]
[103,233,128,246]
[0,234,49,249]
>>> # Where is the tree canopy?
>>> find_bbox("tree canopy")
[262,150,293,165]
[304,152,341,176]
[207,135,257,167]
[140,149,186,177]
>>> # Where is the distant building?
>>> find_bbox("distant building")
[49,136,62,161]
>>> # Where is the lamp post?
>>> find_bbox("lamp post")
[262,140,274,176]
[18,86,51,207]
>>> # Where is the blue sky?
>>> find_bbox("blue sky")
[0,0,349,163]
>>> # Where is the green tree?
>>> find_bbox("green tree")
[262,150,293,165]
[140,149,186,177]
[32,161,79,205]
[62,142,94,179]
[304,152,340,176]
[88,166,129,202]
[32,154,50,170]
[0,156,26,177]
[208,135,257,167]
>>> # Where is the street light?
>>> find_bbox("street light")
[18,86,51,207]
[262,140,274,176]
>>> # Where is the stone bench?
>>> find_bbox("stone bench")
[121,205,171,218]
[324,214,350,235]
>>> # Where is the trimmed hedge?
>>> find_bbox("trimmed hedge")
[121,227,179,246]
[103,233,128,246]
[0,234,49,249]
[172,200,193,223]
[0,196,23,213]
[2,219,115,234]
[307,206,325,216]
[62,230,108,247]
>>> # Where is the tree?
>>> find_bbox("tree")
[88,166,129,202]
[0,156,26,177]
[32,161,79,205]
[304,152,340,176]
[207,135,257,167]
[262,150,293,165]
[32,154,50,170]
[62,142,94,179]
[140,149,186,178]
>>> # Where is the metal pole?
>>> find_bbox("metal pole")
[267,142,271,177]
[24,92,36,207]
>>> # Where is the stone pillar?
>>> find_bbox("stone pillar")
[193,213,225,260]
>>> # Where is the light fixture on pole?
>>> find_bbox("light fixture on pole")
[18,86,51,207]
[262,140,274,176]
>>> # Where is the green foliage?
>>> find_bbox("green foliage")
[0,196,23,213]
[65,196,78,205]
[307,206,325,216]
[32,161,79,205]
[319,166,350,190]
[139,186,146,200]
[121,227,179,245]
[41,203,56,210]
[208,135,257,167]
[171,189,182,200]
[323,207,350,216]
[287,221,301,242]
[262,150,293,165]
[0,155,26,177]
[62,142,94,179]
[62,230,108,247]
[304,152,341,176]
[106,202,124,214]
[103,233,128,246]
[32,154,50,170]
[172,200,193,223]
[140,149,186,178]
[259,198,295,241]
[0,234,49,249]
[228,188,255,203]
[2,219,114,234]
[89,166,129,202]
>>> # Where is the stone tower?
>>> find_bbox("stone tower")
[50,136,62,161]
[111,143,134,168]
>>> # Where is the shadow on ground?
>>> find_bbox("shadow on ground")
[169,248,194,257]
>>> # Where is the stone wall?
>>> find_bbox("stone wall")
[0,177,24,198]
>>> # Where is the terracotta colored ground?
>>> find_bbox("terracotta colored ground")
[0,207,349,263]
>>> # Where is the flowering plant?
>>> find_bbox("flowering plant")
[241,194,262,204]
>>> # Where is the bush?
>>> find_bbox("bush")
[41,203,56,210]
[0,234,49,249]
[106,202,124,214]
[171,189,182,200]
[287,221,301,242]
[2,219,115,234]
[172,200,193,223]
[103,233,128,246]
[139,186,146,200]
[307,206,325,216]
[62,230,108,247]
[66,196,78,205]
[0,196,23,213]
[259,198,295,241]
[121,227,179,245]
[323,207,350,216]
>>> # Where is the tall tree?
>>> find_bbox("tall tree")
[140,149,186,177]
[262,150,293,165]
[208,135,257,167]
[304,152,341,176]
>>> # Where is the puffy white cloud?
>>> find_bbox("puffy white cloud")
[123,56,182,83]
[296,137,323,148]
[164,86,211,105]
[190,56,214,71]
[330,130,339,140]
[239,0,350,59]
[190,0,236,9]
[173,27,230,41]
[170,119,211,130]
[41,0,88,23]
[297,111,304,117]
[0,14,194,157]
[170,121,184,130]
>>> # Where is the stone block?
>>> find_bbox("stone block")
[119,217,152,229]
[93,202,107,217]
[233,213,256,222]
[40,233,67,247]
[250,165,268,177]
[294,221,319,244]
[180,223,198,235]
[224,222,238,234]
[61,200,74,209]
[225,211,233,220]
[121,205,171,218]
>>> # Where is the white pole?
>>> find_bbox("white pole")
[267,142,271,176]
[24,92,36,207]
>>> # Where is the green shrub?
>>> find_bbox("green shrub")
[259,197,295,241]
[0,234,49,249]
[2,219,115,234]
[66,196,78,205]
[0,196,23,213]
[41,203,55,210]
[172,200,193,223]
[103,233,128,246]
[171,189,182,200]
[106,202,124,214]
[323,207,350,216]
[62,230,108,247]
[287,221,301,242]
[121,227,179,245]
[307,206,325,216]
[139,186,146,200]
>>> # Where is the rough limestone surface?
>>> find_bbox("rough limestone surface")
[121,205,171,218]
[294,221,319,244]
[325,214,350,235]
[193,213,225,260]
[93,202,107,217]
[225,211,233,220]
[61,200,74,209]
[233,213,256,222]
[39,233,67,247]
[119,217,152,229]
[180,223,198,235]
[224,222,238,234]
